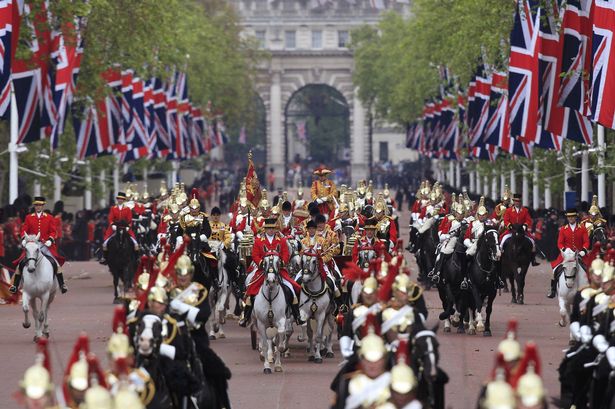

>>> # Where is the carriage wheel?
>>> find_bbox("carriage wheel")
[250,326,257,350]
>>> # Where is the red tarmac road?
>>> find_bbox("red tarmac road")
[0,209,568,409]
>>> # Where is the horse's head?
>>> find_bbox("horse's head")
[135,314,163,358]
[114,220,129,239]
[511,224,526,239]
[412,323,440,381]
[262,253,281,285]
[301,252,320,282]
[480,229,501,261]
[23,233,41,273]
[592,226,608,249]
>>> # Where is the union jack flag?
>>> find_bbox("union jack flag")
[102,67,126,153]
[143,79,157,157]
[176,71,190,159]
[72,99,113,160]
[0,0,21,117]
[467,68,491,150]
[122,76,149,161]
[590,0,615,128]
[190,105,206,157]
[484,72,508,156]
[152,77,170,157]
[166,72,179,159]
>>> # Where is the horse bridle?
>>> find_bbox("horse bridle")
[563,254,579,289]
[262,255,281,304]
[24,243,41,267]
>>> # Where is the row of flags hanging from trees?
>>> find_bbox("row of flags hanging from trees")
[406,0,612,161]
[0,0,227,163]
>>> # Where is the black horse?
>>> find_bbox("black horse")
[134,212,158,257]
[411,320,448,409]
[184,228,213,290]
[501,224,532,304]
[590,225,608,253]
[467,228,500,337]
[106,220,137,302]
[437,224,471,333]
[413,219,440,289]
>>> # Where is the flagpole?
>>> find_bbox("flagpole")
[113,162,120,197]
[597,125,606,208]
[9,81,18,204]
[54,173,62,202]
[84,162,92,210]
[581,150,589,204]
[532,161,539,210]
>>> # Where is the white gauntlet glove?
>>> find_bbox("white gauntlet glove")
[570,322,581,341]
[606,347,615,369]
[580,325,593,344]
[112,224,117,231]
[44,240,52,247]
[593,334,609,353]
[339,336,354,359]
[170,299,200,326]
[159,344,176,360]
[175,236,184,248]
[579,250,586,257]
[199,234,208,242]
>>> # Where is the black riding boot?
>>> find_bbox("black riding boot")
[9,273,21,294]
[239,301,253,327]
[56,273,68,294]
[291,302,304,325]
[531,251,540,266]
[547,279,556,299]
[429,255,444,283]
[99,248,108,265]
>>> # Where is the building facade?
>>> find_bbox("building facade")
[230,0,415,184]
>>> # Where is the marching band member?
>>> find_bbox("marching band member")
[11,196,68,294]
[311,166,338,219]
[546,208,589,299]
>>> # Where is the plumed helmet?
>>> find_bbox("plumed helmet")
[175,255,194,277]
[476,196,488,216]
[259,189,270,210]
[601,261,615,284]
[392,273,410,294]
[590,257,605,278]
[137,273,150,292]
[484,378,515,409]
[589,195,601,217]
[497,319,521,362]
[169,203,180,216]
[188,198,200,211]
[68,356,89,391]
[114,387,145,409]
[83,385,113,409]
[383,183,390,199]
[502,184,511,202]
[21,364,51,399]
[148,286,168,304]
[374,193,387,215]
[362,276,378,295]
[359,333,386,362]
[390,339,417,394]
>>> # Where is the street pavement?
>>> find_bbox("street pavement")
[0,206,569,409]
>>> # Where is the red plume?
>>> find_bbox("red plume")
[342,262,370,282]
[190,188,199,200]
[36,338,51,375]
[504,319,518,339]
[162,237,189,279]
[395,339,410,365]
[112,305,127,334]
[360,312,380,338]
[64,332,90,377]
[368,258,380,275]
[510,342,541,388]
[115,356,130,377]
[159,236,167,248]
[378,264,399,302]
[86,353,108,389]
[490,351,510,382]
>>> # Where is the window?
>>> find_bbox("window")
[312,30,323,49]
[284,30,296,49]
[338,30,350,48]
[255,30,266,48]
[379,142,389,162]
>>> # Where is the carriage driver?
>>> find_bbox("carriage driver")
[428,198,466,284]
[101,191,139,262]
[10,196,68,294]
[239,218,303,327]
[546,208,590,299]
[500,193,540,267]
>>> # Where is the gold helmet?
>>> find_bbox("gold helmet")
[175,255,194,277]
[357,179,367,196]
[169,203,180,217]
[484,378,515,409]
[21,363,51,400]
[374,193,387,215]
[114,387,145,409]
[137,272,150,292]
[148,286,168,305]
[259,189,270,211]
[68,356,89,392]
[142,190,150,201]
[362,276,378,295]
[476,196,488,216]
[498,320,521,362]
[366,180,374,200]
[502,184,512,204]
[108,306,132,360]
[392,273,410,294]
[83,384,113,409]
[297,181,304,198]
[339,202,349,213]
[159,181,168,198]
[271,205,280,216]
[601,261,615,284]
[390,339,417,394]
[589,195,601,217]
[359,333,386,362]
[383,183,390,199]
[462,190,473,213]
[421,180,431,198]
[188,198,200,211]
[132,191,140,202]
[590,257,605,278]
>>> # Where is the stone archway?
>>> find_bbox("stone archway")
[284,84,350,183]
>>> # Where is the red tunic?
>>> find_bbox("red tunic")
[104,205,136,240]
[503,206,533,229]
[229,213,248,234]
[550,223,590,268]
[16,212,64,266]
[351,236,385,265]
[246,234,300,296]
[438,217,452,235]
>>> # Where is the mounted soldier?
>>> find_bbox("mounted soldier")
[300,220,341,298]
[429,194,466,284]
[491,185,512,230]
[374,193,398,252]
[11,196,67,294]
[352,219,385,268]
[311,165,338,220]
[240,217,302,327]
[500,193,539,267]
[582,195,608,246]
[410,181,431,226]
[547,208,590,299]
[101,192,139,261]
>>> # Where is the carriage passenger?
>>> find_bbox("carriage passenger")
[10,196,68,294]
[239,218,302,327]
[546,208,590,299]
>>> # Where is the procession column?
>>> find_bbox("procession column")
[269,70,285,186]
[351,89,368,184]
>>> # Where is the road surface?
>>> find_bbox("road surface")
[0,208,568,409]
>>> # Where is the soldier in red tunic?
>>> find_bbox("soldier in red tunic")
[10,197,67,294]
[101,192,138,259]
[546,208,590,298]
[239,218,302,327]
[500,193,539,267]
[351,220,385,268]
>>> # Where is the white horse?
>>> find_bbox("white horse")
[298,252,334,363]
[253,254,289,374]
[21,234,57,342]
[557,249,588,328]
[207,240,230,340]
[287,237,302,277]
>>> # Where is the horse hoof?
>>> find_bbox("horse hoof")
[263,368,272,374]
[23,322,31,329]
[468,329,476,335]
[113,297,122,305]
[443,326,451,333]
[33,336,39,343]
[308,356,315,362]
[218,332,226,339]
[483,330,492,337]
[326,352,335,359]
[457,326,465,334]
[476,323,485,332]
[274,366,283,372]
[438,312,450,321]
[511,298,517,304]
[314,358,323,364]
[559,320,566,327]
